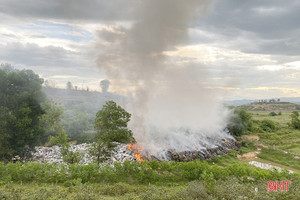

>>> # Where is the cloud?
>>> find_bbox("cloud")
[0,0,137,22]
[192,0,300,55]
[1,0,300,100]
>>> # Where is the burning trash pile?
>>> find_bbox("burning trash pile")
[166,138,238,162]
[28,137,238,165]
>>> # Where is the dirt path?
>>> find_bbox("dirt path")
[237,148,261,162]
[238,135,300,173]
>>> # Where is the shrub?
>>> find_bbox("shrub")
[227,110,253,136]
[269,112,277,116]
[260,119,277,132]
[288,111,300,130]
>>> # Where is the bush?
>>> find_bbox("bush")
[1,160,299,185]
[227,110,253,136]
[269,112,277,116]
[288,111,300,130]
[278,111,282,116]
[259,119,277,132]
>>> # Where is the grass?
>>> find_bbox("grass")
[2,108,300,199]
[249,111,291,126]
[1,178,300,200]
[243,110,300,155]
[258,129,300,155]
[257,148,300,171]
[207,150,240,166]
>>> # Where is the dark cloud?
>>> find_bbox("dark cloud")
[0,42,103,78]
[0,0,137,22]
[193,0,300,55]
[0,42,78,67]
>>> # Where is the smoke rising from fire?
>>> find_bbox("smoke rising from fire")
[97,0,233,156]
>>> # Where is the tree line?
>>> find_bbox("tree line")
[0,66,134,163]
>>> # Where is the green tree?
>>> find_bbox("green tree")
[62,107,91,143]
[50,130,81,164]
[94,101,135,144]
[288,111,300,130]
[0,67,46,161]
[90,101,135,164]
[227,109,253,136]
[39,100,64,144]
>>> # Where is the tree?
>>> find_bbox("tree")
[90,101,135,164]
[288,111,300,130]
[66,81,73,90]
[94,101,135,144]
[227,109,253,136]
[39,100,64,144]
[0,67,46,161]
[100,79,110,93]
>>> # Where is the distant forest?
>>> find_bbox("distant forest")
[43,87,126,143]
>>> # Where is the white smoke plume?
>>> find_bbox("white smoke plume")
[97,0,233,156]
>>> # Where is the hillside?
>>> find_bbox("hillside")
[237,102,300,111]
[43,87,126,107]
[42,87,127,142]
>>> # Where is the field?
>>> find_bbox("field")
[0,160,299,200]
[1,179,300,200]
[1,105,300,199]
[248,110,300,155]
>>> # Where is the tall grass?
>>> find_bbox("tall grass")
[0,160,299,185]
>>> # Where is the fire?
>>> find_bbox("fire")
[128,143,144,162]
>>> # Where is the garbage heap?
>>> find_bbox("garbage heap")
[30,143,138,165]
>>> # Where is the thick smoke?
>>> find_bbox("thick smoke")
[97,0,232,157]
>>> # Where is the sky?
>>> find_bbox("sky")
[1,0,300,100]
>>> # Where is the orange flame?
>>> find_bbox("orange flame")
[128,143,144,162]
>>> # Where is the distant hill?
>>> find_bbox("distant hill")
[279,97,300,104]
[43,87,126,108]
[224,97,300,106]
[223,99,255,106]
[237,102,300,111]
[42,87,128,143]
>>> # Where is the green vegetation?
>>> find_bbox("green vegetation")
[94,101,135,144]
[61,102,95,143]
[0,160,299,184]
[0,161,299,199]
[39,100,64,144]
[258,148,300,170]
[288,111,300,130]
[259,119,278,132]
[89,101,135,164]
[50,131,81,164]
[0,67,46,161]
[238,101,300,111]
[269,111,277,116]
[1,66,300,199]
[1,179,299,200]
[227,109,253,136]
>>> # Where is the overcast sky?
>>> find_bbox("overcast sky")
[1,0,300,100]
